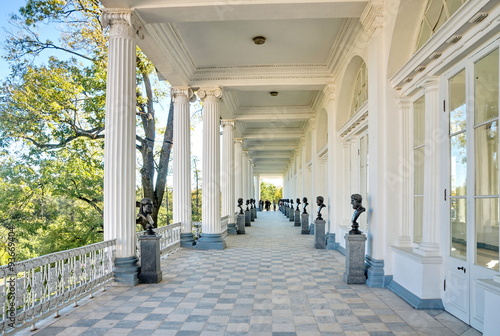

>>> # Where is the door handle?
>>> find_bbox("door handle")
[457,266,466,273]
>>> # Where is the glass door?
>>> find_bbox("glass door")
[444,46,499,330]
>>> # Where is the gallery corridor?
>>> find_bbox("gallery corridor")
[21,211,480,336]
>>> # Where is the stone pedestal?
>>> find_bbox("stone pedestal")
[254,207,258,218]
[138,235,162,284]
[301,213,309,234]
[309,222,315,235]
[245,210,251,226]
[227,223,237,235]
[289,209,294,222]
[285,207,290,217]
[250,208,255,222]
[314,219,326,249]
[294,210,301,226]
[236,214,246,234]
[343,233,367,284]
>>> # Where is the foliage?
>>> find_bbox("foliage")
[0,0,174,262]
[260,182,282,203]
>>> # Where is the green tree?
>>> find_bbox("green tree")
[0,0,173,226]
[0,0,175,261]
[260,182,282,203]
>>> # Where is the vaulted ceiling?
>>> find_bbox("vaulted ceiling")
[101,0,369,175]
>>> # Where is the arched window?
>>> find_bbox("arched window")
[415,0,466,51]
[349,62,368,117]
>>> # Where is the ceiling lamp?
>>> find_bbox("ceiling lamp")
[253,36,266,45]
[269,91,278,96]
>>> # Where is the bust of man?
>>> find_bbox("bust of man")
[245,199,250,211]
[349,194,365,235]
[137,198,155,234]
[316,196,325,220]
[290,199,294,208]
[296,198,301,211]
[238,198,244,214]
[302,197,308,214]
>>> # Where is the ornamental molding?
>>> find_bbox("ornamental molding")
[338,103,369,140]
[360,0,385,36]
[101,8,143,39]
[390,0,497,94]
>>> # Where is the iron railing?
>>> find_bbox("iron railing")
[136,222,181,260]
[0,239,116,335]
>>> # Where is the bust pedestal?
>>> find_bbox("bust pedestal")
[301,213,309,234]
[343,233,367,284]
[245,209,251,226]
[294,210,301,226]
[236,213,246,234]
[138,234,162,284]
[314,219,326,249]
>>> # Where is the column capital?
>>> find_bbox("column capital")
[234,138,243,144]
[101,8,143,39]
[395,96,412,110]
[322,83,336,102]
[172,87,195,103]
[221,119,235,128]
[197,87,223,102]
[422,76,439,93]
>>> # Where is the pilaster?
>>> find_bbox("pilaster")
[234,138,243,201]
[415,78,440,256]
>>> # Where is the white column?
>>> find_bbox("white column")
[242,150,249,200]
[221,120,235,224]
[395,97,412,247]
[172,87,194,246]
[101,9,138,286]
[197,88,225,249]
[256,174,261,202]
[415,78,440,256]
[249,160,254,199]
[234,139,243,201]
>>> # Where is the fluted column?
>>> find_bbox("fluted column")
[249,160,254,199]
[101,9,139,286]
[221,120,235,225]
[242,150,249,201]
[234,139,243,202]
[197,88,225,250]
[415,78,440,256]
[172,87,195,247]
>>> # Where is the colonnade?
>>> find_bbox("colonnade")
[101,8,257,283]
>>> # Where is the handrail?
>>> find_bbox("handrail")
[0,239,116,335]
[136,222,181,260]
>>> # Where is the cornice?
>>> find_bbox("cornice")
[390,0,496,93]
[146,23,196,84]
[360,0,384,37]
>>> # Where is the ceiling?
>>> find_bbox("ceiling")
[101,0,369,175]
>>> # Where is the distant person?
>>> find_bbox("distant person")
[273,201,276,211]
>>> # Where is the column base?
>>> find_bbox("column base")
[326,233,339,250]
[180,233,196,247]
[113,256,139,286]
[196,233,226,250]
[365,255,385,288]
[227,223,237,235]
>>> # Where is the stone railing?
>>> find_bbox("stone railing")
[0,239,116,335]
[136,222,181,261]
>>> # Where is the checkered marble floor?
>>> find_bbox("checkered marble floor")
[21,211,481,336]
